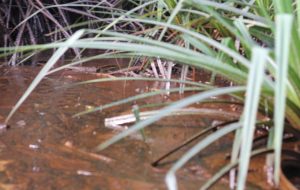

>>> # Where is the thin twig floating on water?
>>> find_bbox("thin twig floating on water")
[104,108,240,129]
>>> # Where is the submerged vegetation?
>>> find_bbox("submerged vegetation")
[1,0,300,189]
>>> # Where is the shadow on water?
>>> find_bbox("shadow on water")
[0,65,295,189]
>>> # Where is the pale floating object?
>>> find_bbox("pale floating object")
[104,108,240,128]
[77,170,93,176]
[16,120,26,127]
[29,144,39,149]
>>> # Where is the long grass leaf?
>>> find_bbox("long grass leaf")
[273,14,293,186]
[237,47,269,190]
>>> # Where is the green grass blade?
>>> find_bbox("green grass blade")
[237,47,269,190]
[61,39,249,82]
[273,14,293,186]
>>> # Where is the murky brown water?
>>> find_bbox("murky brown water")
[0,66,283,189]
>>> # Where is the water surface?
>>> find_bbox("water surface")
[0,66,276,189]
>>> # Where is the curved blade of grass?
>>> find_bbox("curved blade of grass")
[1,34,249,84]
[166,122,241,190]
[86,25,274,89]
[1,16,252,70]
[4,29,85,124]
[99,18,252,68]
[65,40,249,82]
[237,47,269,190]
[50,16,251,69]
[273,14,293,186]
[95,86,245,151]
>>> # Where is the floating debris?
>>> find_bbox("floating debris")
[16,120,26,127]
[77,170,92,176]
[63,141,113,163]
[29,144,39,149]
[104,108,240,128]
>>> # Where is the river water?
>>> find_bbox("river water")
[0,66,277,189]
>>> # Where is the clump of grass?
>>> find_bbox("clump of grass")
[1,0,300,189]
[0,0,136,65]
